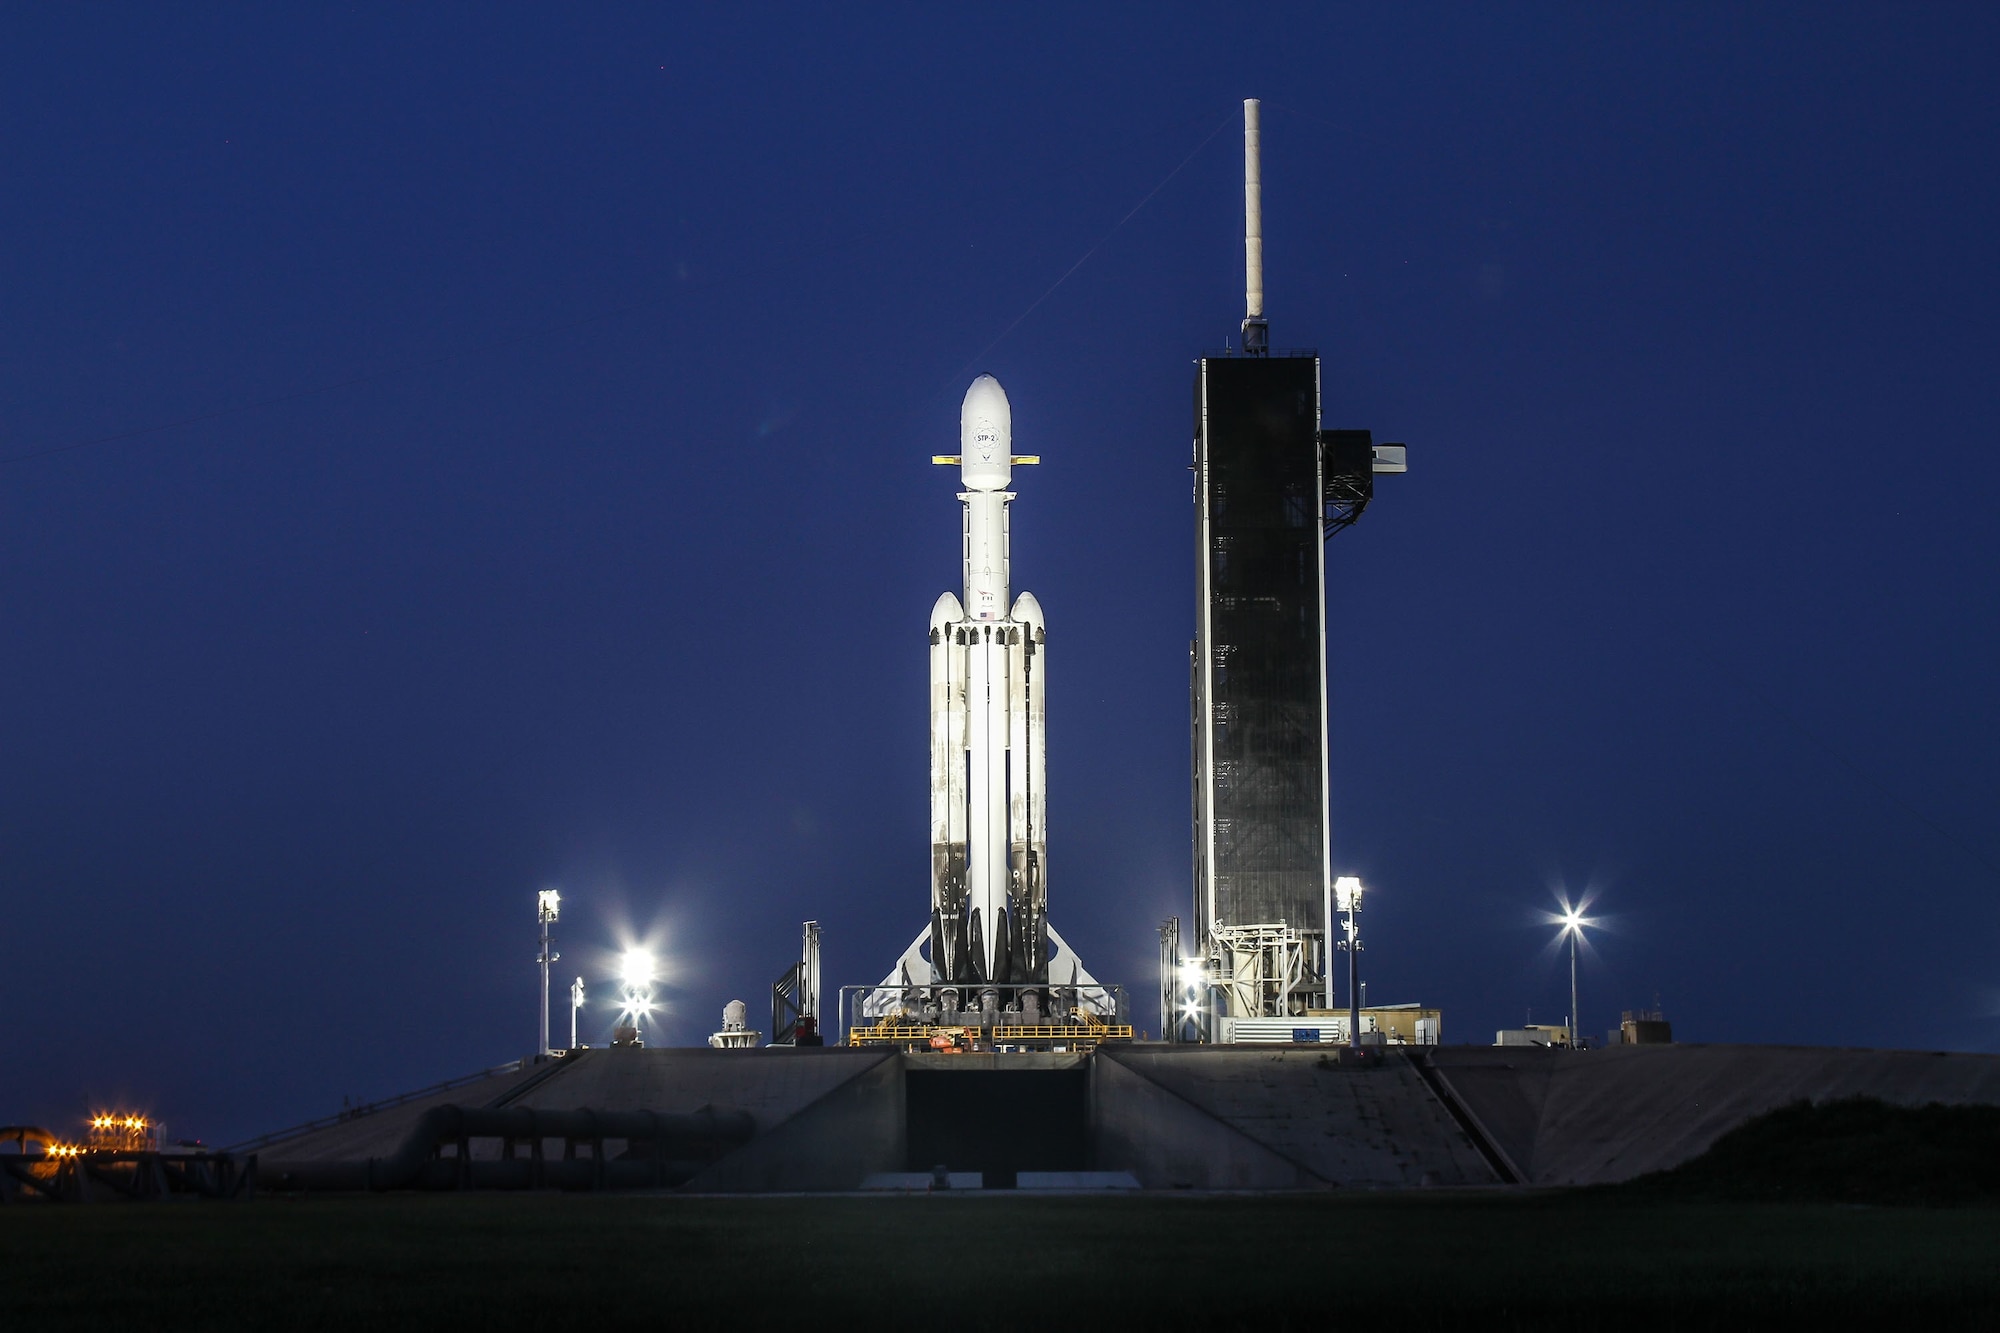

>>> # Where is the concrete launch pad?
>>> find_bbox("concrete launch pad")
[243,1041,2000,1194]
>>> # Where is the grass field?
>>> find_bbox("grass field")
[4,1191,1999,1330]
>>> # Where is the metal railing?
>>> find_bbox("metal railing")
[847,1026,953,1045]
[991,1025,1134,1041]
[845,1021,1134,1049]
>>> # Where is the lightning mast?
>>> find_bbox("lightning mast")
[1190,99,1406,1039]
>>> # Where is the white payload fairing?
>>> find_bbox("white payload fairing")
[927,375,1048,993]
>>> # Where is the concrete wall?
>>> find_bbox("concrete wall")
[1431,1043,2000,1185]
[682,1051,904,1192]
[1091,1049,1314,1189]
[508,1046,888,1135]
[1095,1047,1499,1188]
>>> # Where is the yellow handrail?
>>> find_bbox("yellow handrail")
[848,1025,936,1044]
[847,1023,1134,1045]
[992,1025,1134,1041]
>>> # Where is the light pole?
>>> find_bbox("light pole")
[1335,876,1364,1048]
[536,890,561,1056]
[1568,919,1578,1047]
[1557,905,1593,1049]
[569,976,585,1049]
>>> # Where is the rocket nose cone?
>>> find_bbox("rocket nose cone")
[962,373,1008,416]
[959,375,1012,491]
[930,591,966,632]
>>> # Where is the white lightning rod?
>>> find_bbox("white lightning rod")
[1243,98,1268,354]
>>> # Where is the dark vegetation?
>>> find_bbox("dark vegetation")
[4,1190,2000,1331]
[1620,1097,2000,1206]
[5,1099,1997,1330]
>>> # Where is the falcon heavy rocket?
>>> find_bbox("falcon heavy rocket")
[926,375,1048,1009]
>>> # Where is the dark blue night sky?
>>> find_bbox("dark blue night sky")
[4,6,1996,1144]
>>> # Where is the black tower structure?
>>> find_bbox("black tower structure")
[1191,352,1326,942]
[1189,100,1402,1028]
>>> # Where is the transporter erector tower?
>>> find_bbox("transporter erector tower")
[1188,99,1406,1035]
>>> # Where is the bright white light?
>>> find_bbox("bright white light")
[1553,901,1595,936]
[620,947,655,988]
[1177,962,1205,986]
[538,889,561,921]
[1334,875,1364,912]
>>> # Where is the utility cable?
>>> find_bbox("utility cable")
[927,107,1237,407]
[6,109,1234,470]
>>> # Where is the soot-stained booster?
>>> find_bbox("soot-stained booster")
[927,376,1048,995]
[854,375,1110,1032]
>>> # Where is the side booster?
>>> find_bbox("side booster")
[929,375,1048,998]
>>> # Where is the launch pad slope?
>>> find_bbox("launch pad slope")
[230,1042,2000,1195]
[1429,1041,2000,1187]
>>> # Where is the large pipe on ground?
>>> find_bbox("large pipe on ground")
[263,1104,753,1192]
[0,1127,59,1153]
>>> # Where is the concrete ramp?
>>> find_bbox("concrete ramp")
[1432,1044,2000,1185]
[1096,1048,1500,1189]
[246,1047,896,1181]
[680,1051,903,1192]
[505,1047,890,1135]
[244,1062,560,1162]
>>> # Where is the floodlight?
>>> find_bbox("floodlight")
[538,889,561,921]
[621,947,655,988]
[1551,896,1596,1047]
[1334,876,1364,912]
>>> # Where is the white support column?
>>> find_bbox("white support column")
[1244,97,1263,323]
